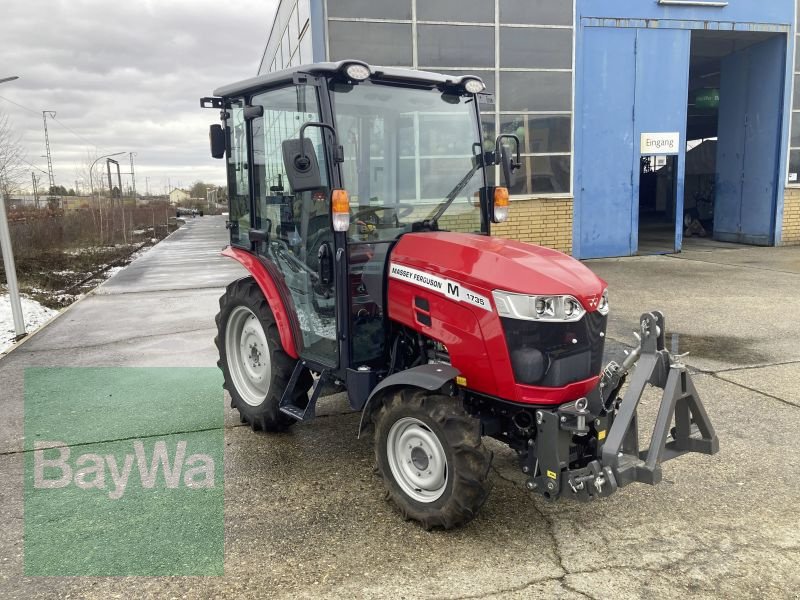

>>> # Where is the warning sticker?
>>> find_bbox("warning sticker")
[388,263,492,312]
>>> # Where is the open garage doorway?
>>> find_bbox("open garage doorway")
[635,29,786,254]
[683,30,785,248]
[578,23,789,259]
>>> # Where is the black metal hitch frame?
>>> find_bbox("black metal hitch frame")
[526,312,719,501]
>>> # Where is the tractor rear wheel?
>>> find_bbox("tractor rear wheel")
[374,388,493,529]
[215,277,311,432]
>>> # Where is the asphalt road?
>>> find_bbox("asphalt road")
[1,216,798,598]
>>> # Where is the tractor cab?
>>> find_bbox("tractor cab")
[203,61,517,385]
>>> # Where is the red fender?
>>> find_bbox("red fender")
[222,246,299,359]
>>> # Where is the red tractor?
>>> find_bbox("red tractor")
[202,61,718,529]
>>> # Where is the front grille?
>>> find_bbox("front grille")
[500,312,608,387]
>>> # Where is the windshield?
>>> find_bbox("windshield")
[330,81,485,242]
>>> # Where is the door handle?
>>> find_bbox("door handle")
[318,242,333,286]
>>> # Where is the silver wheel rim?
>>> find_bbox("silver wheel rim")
[225,305,271,407]
[386,417,448,503]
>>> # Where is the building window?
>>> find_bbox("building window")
[417,1,493,24]
[298,0,309,34]
[500,72,572,113]
[790,33,800,185]
[510,155,571,195]
[499,114,571,154]
[328,21,413,66]
[500,27,572,69]
[327,0,411,20]
[499,0,572,26]
[789,150,800,184]
[288,5,299,55]
[417,24,495,68]
[299,30,312,65]
[281,31,290,68]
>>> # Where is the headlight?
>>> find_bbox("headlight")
[493,291,586,322]
[598,289,609,315]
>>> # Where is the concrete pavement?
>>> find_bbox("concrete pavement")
[1,216,798,598]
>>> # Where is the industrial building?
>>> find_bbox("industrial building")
[257,0,800,258]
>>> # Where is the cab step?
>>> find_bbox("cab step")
[279,362,329,422]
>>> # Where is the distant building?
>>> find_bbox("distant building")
[169,188,190,205]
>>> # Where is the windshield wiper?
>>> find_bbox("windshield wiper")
[428,160,481,225]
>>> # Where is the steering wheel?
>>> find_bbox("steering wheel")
[352,204,415,228]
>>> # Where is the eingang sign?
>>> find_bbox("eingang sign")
[640,132,680,155]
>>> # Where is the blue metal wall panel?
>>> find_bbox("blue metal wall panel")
[740,36,785,244]
[632,28,691,253]
[576,26,690,257]
[716,36,786,244]
[575,27,637,258]
[715,49,748,238]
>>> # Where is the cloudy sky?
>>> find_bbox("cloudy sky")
[1,0,277,195]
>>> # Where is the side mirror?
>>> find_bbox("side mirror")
[500,145,515,189]
[209,124,225,159]
[282,121,344,192]
[282,138,322,192]
[494,134,521,188]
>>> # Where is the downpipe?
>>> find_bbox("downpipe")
[523,311,719,502]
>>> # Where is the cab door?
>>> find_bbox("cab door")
[246,84,338,366]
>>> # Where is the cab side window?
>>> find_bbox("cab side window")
[226,99,251,246]
[250,85,329,258]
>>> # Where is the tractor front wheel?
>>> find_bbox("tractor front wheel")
[215,277,311,432]
[374,389,493,529]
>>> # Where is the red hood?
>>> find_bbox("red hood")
[390,232,607,308]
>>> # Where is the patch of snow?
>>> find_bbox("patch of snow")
[105,266,125,278]
[0,293,59,355]
[65,246,105,256]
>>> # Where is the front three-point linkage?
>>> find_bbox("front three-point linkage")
[600,312,719,488]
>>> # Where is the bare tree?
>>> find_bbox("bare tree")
[0,112,26,198]
[71,151,105,241]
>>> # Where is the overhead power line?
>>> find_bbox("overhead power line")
[19,157,49,175]
[51,115,114,153]
[0,94,39,116]
[0,95,115,153]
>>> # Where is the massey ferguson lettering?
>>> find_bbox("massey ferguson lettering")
[391,267,443,290]
[389,263,491,311]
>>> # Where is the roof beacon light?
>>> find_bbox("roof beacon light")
[344,63,370,81]
[463,78,485,94]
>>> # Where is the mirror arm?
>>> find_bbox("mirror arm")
[299,122,344,163]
